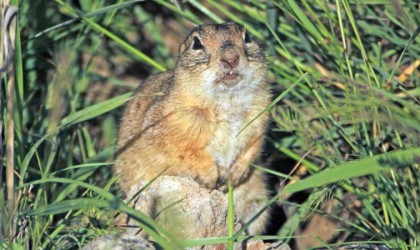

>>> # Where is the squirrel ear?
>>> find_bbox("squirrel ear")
[179,43,186,54]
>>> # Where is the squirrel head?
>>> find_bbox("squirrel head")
[175,23,266,96]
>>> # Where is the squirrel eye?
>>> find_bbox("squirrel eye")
[244,31,251,44]
[192,36,204,50]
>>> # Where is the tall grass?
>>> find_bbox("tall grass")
[0,1,419,249]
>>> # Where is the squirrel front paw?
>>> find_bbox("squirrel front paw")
[230,163,252,186]
[194,165,219,190]
[215,164,252,192]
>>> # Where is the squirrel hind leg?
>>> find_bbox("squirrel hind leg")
[233,170,271,235]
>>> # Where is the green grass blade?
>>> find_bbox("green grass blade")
[227,179,234,250]
[53,162,112,174]
[188,0,224,23]
[236,73,308,136]
[60,93,131,128]
[23,178,181,249]
[282,147,420,194]
[31,1,140,40]
[28,198,109,216]
[19,135,48,186]
[287,0,323,42]
[386,26,420,85]
[155,0,201,24]
[55,0,166,72]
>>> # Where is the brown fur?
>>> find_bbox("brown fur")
[115,23,271,235]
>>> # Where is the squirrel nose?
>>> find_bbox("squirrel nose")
[220,50,240,70]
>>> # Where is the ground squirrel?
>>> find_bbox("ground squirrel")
[115,23,271,235]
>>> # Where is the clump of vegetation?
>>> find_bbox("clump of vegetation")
[1,1,419,249]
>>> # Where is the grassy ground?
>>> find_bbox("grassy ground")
[1,1,419,249]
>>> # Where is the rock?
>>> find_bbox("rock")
[82,233,290,250]
[237,240,291,250]
[82,234,155,250]
[336,244,391,250]
[123,175,236,239]
[106,175,291,249]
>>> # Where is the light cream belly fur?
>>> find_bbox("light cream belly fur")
[207,90,255,173]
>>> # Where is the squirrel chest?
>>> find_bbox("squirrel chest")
[207,91,256,170]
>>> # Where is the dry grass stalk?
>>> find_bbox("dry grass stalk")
[1,0,18,240]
